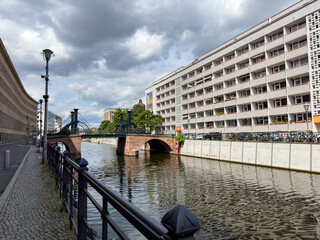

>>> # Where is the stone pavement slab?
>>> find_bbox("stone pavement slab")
[0,146,76,240]
[0,143,31,197]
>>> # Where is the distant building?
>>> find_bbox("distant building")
[37,110,62,134]
[103,108,116,122]
[0,38,38,143]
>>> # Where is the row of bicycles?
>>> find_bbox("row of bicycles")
[220,131,320,143]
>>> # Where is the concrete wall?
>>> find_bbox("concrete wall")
[180,140,320,173]
[88,138,117,146]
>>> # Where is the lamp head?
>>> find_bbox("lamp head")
[42,49,54,61]
[303,103,310,111]
[39,99,43,104]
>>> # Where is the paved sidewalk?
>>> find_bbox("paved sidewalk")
[0,146,76,240]
[0,143,31,197]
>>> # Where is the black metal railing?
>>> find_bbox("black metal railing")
[47,143,200,240]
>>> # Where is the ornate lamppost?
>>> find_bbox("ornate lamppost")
[39,99,43,149]
[41,49,54,164]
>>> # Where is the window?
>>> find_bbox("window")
[215,59,223,65]
[215,71,223,78]
[226,106,237,114]
[256,86,267,94]
[255,71,266,78]
[271,31,283,41]
[239,47,249,54]
[253,40,264,48]
[215,84,223,90]
[273,98,287,107]
[293,76,309,86]
[257,101,267,109]
[292,58,308,67]
[291,39,307,50]
[226,67,235,74]
[238,61,249,69]
[290,22,306,32]
[238,75,250,83]
[241,104,251,111]
[241,119,252,126]
[206,110,214,116]
[256,117,268,124]
[296,113,305,122]
[273,81,286,90]
[206,121,214,128]
[295,96,302,104]
[240,89,250,97]
[225,79,236,87]
[225,53,235,61]
[271,65,285,73]
[252,54,265,64]
[270,48,284,57]
[216,121,224,127]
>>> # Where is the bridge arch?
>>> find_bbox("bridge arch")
[116,135,175,156]
[48,135,81,160]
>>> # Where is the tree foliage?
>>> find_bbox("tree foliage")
[133,110,162,132]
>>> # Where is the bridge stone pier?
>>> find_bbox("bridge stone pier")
[116,134,175,156]
[48,135,81,160]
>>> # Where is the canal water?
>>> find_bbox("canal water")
[82,141,320,239]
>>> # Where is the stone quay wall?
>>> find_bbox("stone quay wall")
[180,140,320,173]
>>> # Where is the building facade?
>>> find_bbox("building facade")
[0,39,38,143]
[146,0,320,135]
[37,110,62,134]
[103,108,116,122]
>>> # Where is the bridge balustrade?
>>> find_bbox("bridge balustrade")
[47,143,200,240]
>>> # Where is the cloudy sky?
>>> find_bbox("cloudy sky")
[0,0,297,127]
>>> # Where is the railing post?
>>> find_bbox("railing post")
[161,204,200,240]
[61,150,70,213]
[78,158,89,240]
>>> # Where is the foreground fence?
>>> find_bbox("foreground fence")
[47,143,200,240]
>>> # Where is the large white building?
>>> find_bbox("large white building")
[37,110,62,134]
[145,0,320,136]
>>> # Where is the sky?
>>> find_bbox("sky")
[0,0,298,127]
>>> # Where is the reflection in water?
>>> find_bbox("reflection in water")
[82,142,320,239]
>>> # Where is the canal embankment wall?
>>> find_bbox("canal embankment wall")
[87,138,117,146]
[180,140,320,173]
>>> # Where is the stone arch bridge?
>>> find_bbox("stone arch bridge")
[48,134,176,159]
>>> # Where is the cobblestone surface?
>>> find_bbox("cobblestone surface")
[0,146,76,239]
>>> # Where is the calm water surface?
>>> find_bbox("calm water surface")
[82,141,320,239]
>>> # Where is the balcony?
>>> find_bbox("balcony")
[224,98,236,107]
[213,101,224,109]
[252,108,268,117]
[224,85,236,94]
[224,112,237,120]
[250,45,265,57]
[251,92,267,102]
[236,66,250,76]
[237,96,251,105]
[268,88,286,99]
[285,26,307,42]
[251,76,266,87]
[250,61,266,72]
[237,111,252,119]
[236,52,249,62]
[237,80,250,91]
[287,82,310,96]
[212,63,224,72]
[289,122,308,131]
[237,126,252,132]
[224,71,236,81]
[288,102,310,114]
[252,124,268,132]
[266,37,284,51]
[269,105,288,115]
[286,64,309,78]
[269,123,289,132]
[286,45,308,60]
[267,70,286,83]
[266,53,285,66]
[223,58,235,68]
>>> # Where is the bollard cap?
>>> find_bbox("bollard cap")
[161,204,200,238]
[4,150,10,152]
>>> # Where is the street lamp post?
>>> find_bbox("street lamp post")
[303,103,310,133]
[41,49,54,164]
[39,99,43,149]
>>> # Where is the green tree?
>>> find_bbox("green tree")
[133,110,162,132]
[132,103,145,119]
[98,120,111,133]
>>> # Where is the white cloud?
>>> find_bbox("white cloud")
[123,27,167,61]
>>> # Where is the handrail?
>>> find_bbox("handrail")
[47,143,200,240]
